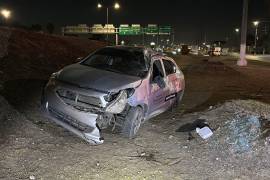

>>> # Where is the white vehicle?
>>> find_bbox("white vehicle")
[212,47,221,56]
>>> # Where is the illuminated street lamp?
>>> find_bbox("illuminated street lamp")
[97,2,120,42]
[235,28,240,33]
[253,21,259,27]
[97,3,102,9]
[1,9,11,19]
[114,3,120,10]
[253,21,260,55]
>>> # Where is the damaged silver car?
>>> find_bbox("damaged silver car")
[42,46,185,144]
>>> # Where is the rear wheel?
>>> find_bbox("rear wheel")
[122,106,143,138]
[174,90,184,108]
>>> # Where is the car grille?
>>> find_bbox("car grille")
[56,88,103,110]
[48,106,93,132]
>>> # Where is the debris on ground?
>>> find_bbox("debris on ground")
[176,119,210,132]
[176,119,212,140]
[29,175,36,180]
[196,126,213,139]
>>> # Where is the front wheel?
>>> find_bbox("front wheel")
[122,106,143,138]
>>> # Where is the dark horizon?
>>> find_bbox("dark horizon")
[0,0,269,43]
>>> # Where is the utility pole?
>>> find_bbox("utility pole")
[106,7,109,41]
[115,28,119,45]
[237,0,248,66]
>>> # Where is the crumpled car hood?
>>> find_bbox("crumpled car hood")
[57,63,142,92]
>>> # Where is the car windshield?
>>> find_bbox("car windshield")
[81,48,149,78]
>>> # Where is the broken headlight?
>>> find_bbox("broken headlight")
[104,88,135,102]
[104,90,128,114]
[104,92,120,102]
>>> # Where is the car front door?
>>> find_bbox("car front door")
[162,59,180,105]
[148,59,170,115]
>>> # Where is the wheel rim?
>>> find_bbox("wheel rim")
[133,109,143,135]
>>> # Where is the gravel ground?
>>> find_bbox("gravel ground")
[1,94,270,179]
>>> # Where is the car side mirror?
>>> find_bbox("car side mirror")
[153,76,166,89]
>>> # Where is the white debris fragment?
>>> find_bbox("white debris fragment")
[140,152,146,156]
[29,175,36,180]
[196,127,213,139]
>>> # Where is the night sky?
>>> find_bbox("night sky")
[0,0,269,43]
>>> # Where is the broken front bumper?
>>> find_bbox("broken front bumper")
[42,82,106,145]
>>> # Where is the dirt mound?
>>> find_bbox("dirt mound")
[0,28,11,59]
[0,27,106,82]
[0,94,48,144]
[210,100,270,153]
[182,100,270,155]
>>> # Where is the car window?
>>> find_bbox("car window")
[162,59,176,75]
[152,60,164,81]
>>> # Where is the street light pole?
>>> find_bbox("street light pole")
[234,28,240,51]
[253,21,259,55]
[97,2,120,45]
[106,7,109,41]
[254,26,258,55]
[237,0,248,66]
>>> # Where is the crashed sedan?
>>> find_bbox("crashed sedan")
[42,46,185,144]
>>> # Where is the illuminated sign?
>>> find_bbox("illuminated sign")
[119,24,142,35]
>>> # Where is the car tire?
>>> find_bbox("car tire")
[122,106,143,138]
[174,90,184,108]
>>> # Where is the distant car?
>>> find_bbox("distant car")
[181,45,190,55]
[42,46,185,144]
[209,47,221,56]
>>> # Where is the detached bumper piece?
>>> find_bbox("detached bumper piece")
[46,105,104,145]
